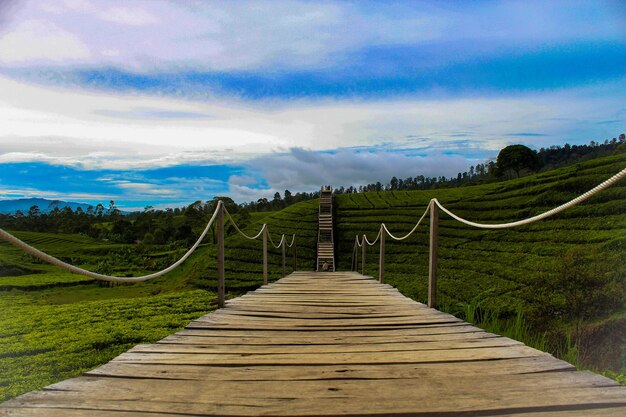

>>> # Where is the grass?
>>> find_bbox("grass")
[337,154,625,309]
[0,290,214,402]
[335,153,626,372]
[0,199,319,402]
[0,152,624,401]
[450,303,550,353]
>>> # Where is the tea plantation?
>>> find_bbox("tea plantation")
[0,153,624,402]
[0,200,319,402]
[334,153,626,372]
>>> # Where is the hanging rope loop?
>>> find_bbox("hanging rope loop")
[0,199,301,283]
[353,167,626,243]
[434,167,626,229]
[0,200,224,282]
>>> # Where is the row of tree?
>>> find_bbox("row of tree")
[240,190,321,212]
[329,134,626,195]
[1,135,623,243]
[0,197,248,246]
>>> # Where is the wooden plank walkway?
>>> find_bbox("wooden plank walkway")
[2,271,626,416]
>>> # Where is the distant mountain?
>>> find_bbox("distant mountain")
[0,198,94,215]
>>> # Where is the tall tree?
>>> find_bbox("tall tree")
[496,144,542,178]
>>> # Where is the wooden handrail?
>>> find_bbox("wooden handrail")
[281,238,286,276]
[216,204,225,308]
[262,227,268,285]
[292,240,297,271]
[428,202,439,308]
[379,225,385,283]
[361,237,366,275]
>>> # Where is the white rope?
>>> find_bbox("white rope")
[363,229,381,246]
[382,202,431,240]
[355,235,362,248]
[434,167,626,229]
[268,232,285,249]
[223,206,295,249]
[223,207,267,240]
[0,200,223,282]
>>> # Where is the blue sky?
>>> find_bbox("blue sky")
[0,0,624,209]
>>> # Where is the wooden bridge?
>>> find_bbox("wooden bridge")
[2,271,625,416]
[2,173,626,416]
[317,185,335,272]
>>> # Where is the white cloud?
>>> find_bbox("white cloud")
[0,19,91,64]
[1,75,624,175]
[0,185,112,202]
[1,0,620,71]
[241,148,469,194]
[99,6,159,26]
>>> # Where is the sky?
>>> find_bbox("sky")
[0,0,624,210]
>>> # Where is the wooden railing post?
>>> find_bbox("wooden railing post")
[281,236,286,276]
[216,202,225,309]
[428,200,439,308]
[292,239,297,271]
[379,225,385,283]
[354,241,359,271]
[262,227,268,285]
[361,236,366,275]
[351,242,355,271]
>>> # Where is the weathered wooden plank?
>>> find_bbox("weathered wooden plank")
[5,406,626,417]
[5,373,625,416]
[128,337,523,354]
[86,354,575,381]
[197,316,463,327]
[85,356,576,381]
[2,271,624,417]
[159,331,500,344]
[111,344,548,365]
[176,323,480,338]
[212,309,434,319]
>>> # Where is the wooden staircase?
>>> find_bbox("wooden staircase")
[317,186,335,271]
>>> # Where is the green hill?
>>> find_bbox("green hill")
[334,152,626,371]
[0,198,319,402]
[0,153,624,402]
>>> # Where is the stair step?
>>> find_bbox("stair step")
[317,187,334,270]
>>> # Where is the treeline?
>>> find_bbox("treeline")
[331,134,626,194]
[243,135,625,205]
[240,189,320,212]
[1,135,623,241]
[537,135,625,169]
[0,197,249,246]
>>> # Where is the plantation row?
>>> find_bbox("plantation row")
[0,290,211,402]
[0,197,320,402]
[0,153,624,402]
[334,153,626,372]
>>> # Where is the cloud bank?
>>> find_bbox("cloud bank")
[0,1,624,206]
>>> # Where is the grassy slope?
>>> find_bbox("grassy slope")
[0,198,319,402]
[336,153,625,306]
[1,155,623,400]
[335,153,626,370]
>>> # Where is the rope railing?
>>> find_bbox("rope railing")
[222,205,297,282]
[382,203,431,240]
[0,200,299,308]
[433,167,626,229]
[363,229,382,246]
[0,201,224,283]
[352,167,626,308]
[224,207,267,240]
[268,232,284,249]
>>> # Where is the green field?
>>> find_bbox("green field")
[0,154,624,402]
[0,201,319,402]
[334,153,626,372]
